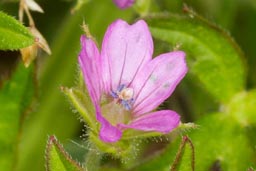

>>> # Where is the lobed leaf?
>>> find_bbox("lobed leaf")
[0,11,34,50]
[189,113,255,171]
[45,135,84,171]
[131,113,255,171]
[147,12,246,103]
[130,136,193,171]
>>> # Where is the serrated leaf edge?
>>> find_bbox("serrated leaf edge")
[0,11,34,50]
[45,135,85,171]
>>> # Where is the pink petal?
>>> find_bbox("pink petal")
[101,19,153,93]
[131,51,187,116]
[119,110,180,133]
[113,0,135,9]
[95,104,122,143]
[79,35,102,103]
[79,36,122,143]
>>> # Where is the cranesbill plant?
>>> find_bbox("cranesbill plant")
[78,19,187,143]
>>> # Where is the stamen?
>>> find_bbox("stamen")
[110,84,134,110]
[118,87,133,100]
[121,100,131,110]
[110,91,118,98]
[117,84,126,92]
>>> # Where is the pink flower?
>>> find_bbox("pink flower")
[113,0,134,9]
[79,19,187,143]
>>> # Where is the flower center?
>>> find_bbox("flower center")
[110,84,134,110]
[101,100,130,126]
[100,84,134,126]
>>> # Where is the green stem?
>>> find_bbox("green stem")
[85,144,102,171]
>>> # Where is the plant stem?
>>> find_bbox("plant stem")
[85,144,102,171]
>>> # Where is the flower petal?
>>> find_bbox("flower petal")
[131,51,187,116]
[113,0,135,9]
[95,104,122,143]
[79,35,102,103]
[119,110,180,133]
[79,36,122,143]
[101,19,153,93]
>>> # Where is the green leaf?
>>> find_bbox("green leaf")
[129,124,198,171]
[147,12,245,103]
[0,11,34,50]
[130,136,191,171]
[0,63,34,170]
[45,135,84,171]
[226,89,256,126]
[132,113,255,171]
[189,113,255,171]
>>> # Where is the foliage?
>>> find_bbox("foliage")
[0,11,33,50]
[147,11,245,103]
[0,0,255,171]
[0,63,34,170]
[45,136,84,171]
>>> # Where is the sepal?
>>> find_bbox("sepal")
[61,86,98,132]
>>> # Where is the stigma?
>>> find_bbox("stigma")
[110,84,134,110]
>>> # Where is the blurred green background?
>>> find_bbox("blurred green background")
[0,0,256,170]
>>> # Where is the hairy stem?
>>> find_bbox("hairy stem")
[85,144,102,171]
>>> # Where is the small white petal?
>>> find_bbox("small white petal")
[25,0,44,13]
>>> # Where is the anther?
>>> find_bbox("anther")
[110,84,134,110]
